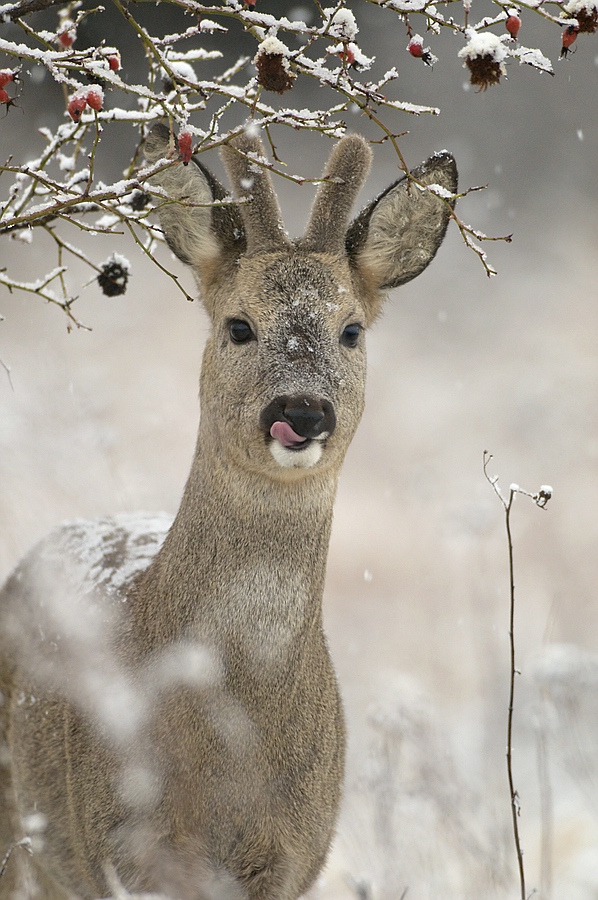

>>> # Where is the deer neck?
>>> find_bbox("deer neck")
[134,428,338,664]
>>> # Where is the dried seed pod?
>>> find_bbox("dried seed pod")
[254,36,296,94]
[458,32,507,90]
[98,255,130,296]
[563,0,598,32]
[129,190,151,211]
[576,7,598,29]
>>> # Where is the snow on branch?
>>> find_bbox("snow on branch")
[0,0,594,324]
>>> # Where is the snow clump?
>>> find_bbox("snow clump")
[324,7,358,41]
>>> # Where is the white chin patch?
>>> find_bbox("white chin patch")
[269,439,323,469]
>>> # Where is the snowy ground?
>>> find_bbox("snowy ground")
[1,8,598,899]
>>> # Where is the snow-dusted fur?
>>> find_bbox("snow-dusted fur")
[0,126,457,900]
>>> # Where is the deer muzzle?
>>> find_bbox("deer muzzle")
[261,396,336,467]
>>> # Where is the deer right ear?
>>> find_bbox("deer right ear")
[346,152,458,322]
[144,124,246,288]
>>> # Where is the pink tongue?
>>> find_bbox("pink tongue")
[270,421,308,448]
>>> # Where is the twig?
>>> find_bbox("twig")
[2,0,57,19]
[0,837,32,880]
[0,0,580,319]
[0,358,13,389]
[484,450,526,898]
[0,267,90,330]
[483,450,553,900]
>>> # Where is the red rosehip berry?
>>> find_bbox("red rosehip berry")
[408,39,424,58]
[506,14,522,39]
[407,36,436,66]
[68,95,87,121]
[0,88,10,105]
[86,89,103,111]
[108,54,121,72]
[58,30,74,48]
[0,69,15,88]
[560,23,579,56]
[177,130,193,165]
[338,45,356,65]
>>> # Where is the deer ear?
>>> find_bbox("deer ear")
[144,123,246,285]
[346,152,457,318]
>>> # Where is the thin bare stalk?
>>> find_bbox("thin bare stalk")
[0,356,14,390]
[537,697,553,900]
[503,482,526,900]
[483,451,553,900]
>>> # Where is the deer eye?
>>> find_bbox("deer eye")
[340,323,361,348]
[229,319,255,344]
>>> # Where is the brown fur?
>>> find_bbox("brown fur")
[0,126,457,900]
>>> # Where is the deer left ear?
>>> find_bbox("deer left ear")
[346,152,458,319]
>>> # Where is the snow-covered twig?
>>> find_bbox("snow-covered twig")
[0,0,588,322]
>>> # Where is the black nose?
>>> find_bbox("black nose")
[284,406,325,438]
[261,395,336,440]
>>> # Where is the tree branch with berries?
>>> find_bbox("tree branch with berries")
[0,0,595,326]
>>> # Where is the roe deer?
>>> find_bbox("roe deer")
[0,124,457,900]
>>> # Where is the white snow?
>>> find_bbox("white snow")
[166,48,222,62]
[56,511,172,596]
[57,152,76,172]
[324,7,359,41]
[509,45,554,74]
[419,182,457,200]
[72,83,104,104]
[564,0,597,14]
[164,60,197,83]
[329,41,374,69]
[256,36,291,58]
[11,229,33,243]
[458,30,508,63]
[111,252,131,273]
[94,214,120,229]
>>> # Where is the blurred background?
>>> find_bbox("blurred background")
[1,2,597,897]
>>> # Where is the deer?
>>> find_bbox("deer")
[0,124,457,900]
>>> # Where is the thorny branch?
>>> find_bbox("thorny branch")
[483,450,553,900]
[0,0,595,325]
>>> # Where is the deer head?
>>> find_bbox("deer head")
[144,125,457,482]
